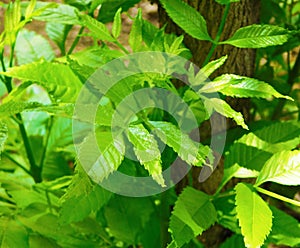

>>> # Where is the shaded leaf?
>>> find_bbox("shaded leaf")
[268,206,300,247]
[0,217,29,248]
[169,187,217,247]
[104,196,154,245]
[60,165,112,224]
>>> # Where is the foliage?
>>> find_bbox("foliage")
[0,0,299,247]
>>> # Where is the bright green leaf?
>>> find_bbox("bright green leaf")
[235,183,273,248]
[0,122,8,155]
[34,2,80,25]
[150,121,211,167]
[77,130,125,183]
[160,0,212,41]
[1,60,82,103]
[204,98,248,129]
[256,150,300,186]
[78,13,115,42]
[112,8,122,38]
[220,24,290,48]
[15,29,55,65]
[129,9,143,51]
[127,124,165,187]
[200,74,292,100]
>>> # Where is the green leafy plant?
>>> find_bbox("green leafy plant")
[0,0,299,247]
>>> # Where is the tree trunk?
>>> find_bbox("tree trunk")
[156,1,260,247]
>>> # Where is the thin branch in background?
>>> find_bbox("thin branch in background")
[2,151,32,176]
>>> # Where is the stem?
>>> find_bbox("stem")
[45,190,54,214]
[39,116,53,170]
[67,26,85,55]
[202,3,230,67]
[16,113,41,182]
[1,43,42,183]
[2,151,32,176]
[256,187,300,207]
[272,51,300,120]
[0,51,12,92]
[114,40,129,54]
[9,42,15,68]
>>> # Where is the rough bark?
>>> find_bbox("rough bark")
[156,1,260,247]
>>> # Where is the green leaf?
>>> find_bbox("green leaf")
[129,9,143,52]
[60,165,112,224]
[150,121,211,167]
[104,196,154,245]
[256,150,300,186]
[213,193,240,233]
[0,100,44,118]
[15,29,55,65]
[268,206,300,247]
[235,183,273,248]
[112,8,122,38]
[0,122,8,155]
[1,60,82,103]
[200,74,292,100]
[160,0,211,41]
[97,0,140,23]
[34,2,80,25]
[46,22,72,54]
[219,235,244,248]
[219,121,300,191]
[215,0,240,4]
[189,56,228,88]
[127,124,165,187]
[204,98,248,129]
[200,56,228,78]
[220,24,290,48]
[25,0,37,19]
[77,130,125,183]
[78,13,115,42]
[169,187,217,247]
[0,217,29,248]
[58,46,123,68]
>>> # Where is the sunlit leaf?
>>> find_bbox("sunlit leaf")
[220,24,290,48]
[160,0,212,41]
[256,150,300,186]
[128,124,165,187]
[235,183,273,248]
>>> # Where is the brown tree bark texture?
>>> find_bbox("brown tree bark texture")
[157,1,260,247]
